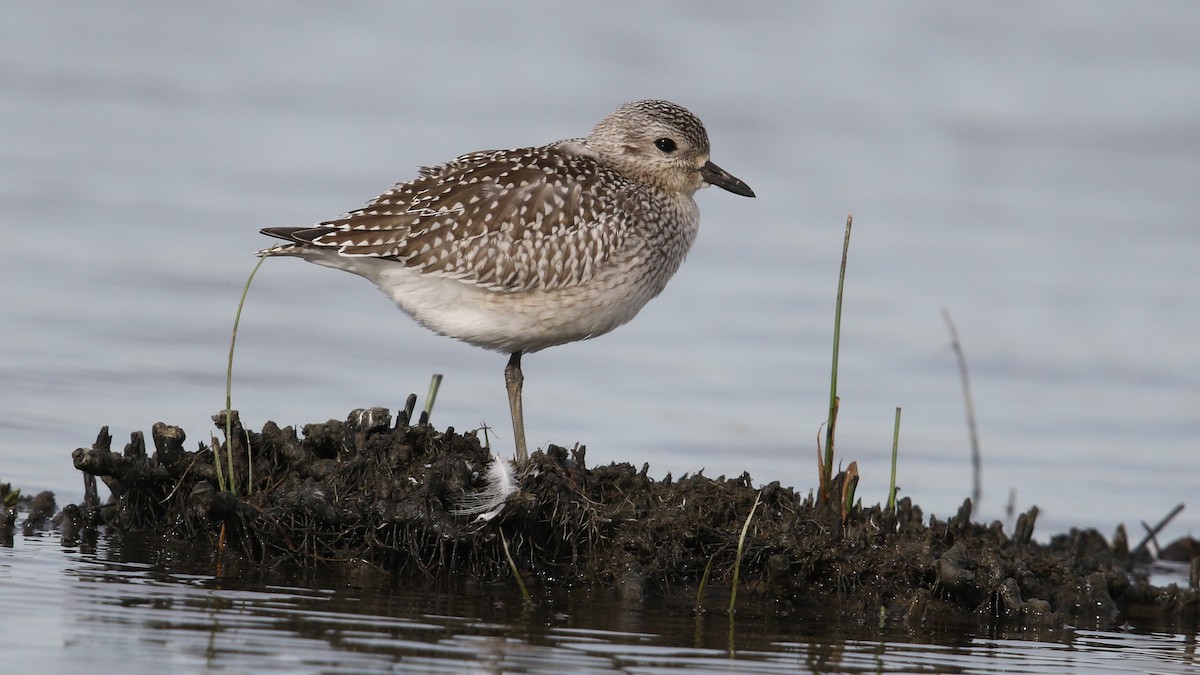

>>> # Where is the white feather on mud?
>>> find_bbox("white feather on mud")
[450,456,518,522]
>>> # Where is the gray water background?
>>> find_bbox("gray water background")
[3,1,1198,539]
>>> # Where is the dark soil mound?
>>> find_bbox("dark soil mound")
[60,405,1198,631]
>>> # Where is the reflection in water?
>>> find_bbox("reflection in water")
[0,530,1192,673]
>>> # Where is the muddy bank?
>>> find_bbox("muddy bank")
[55,405,1199,631]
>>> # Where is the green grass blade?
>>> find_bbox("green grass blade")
[224,255,267,496]
[888,407,901,512]
[728,491,762,615]
[695,553,716,612]
[823,215,853,498]
[424,373,444,420]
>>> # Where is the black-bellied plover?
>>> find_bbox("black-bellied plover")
[260,99,754,464]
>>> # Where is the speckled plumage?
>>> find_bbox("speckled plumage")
[260,99,754,462]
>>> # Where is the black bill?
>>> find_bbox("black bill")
[700,160,755,198]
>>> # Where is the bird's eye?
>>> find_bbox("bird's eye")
[654,137,677,153]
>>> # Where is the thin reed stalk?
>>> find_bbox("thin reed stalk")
[821,215,853,500]
[222,255,267,495]
[500,531,533,609]
[888,407,901,512]
[941,308,980,504]
[728,491,762,615]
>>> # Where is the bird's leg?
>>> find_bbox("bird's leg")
[505,351,529,465]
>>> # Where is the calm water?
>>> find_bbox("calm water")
[3,527,1198,674]
[2,1,1198,669]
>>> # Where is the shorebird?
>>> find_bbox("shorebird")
[259,99,754,464]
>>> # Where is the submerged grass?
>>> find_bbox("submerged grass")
[500,531,533,609]
[695,554,716,612]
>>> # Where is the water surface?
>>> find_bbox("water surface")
[3,529,1197,673]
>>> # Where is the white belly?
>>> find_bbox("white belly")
[300,252,669,354]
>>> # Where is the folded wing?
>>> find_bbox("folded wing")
[261,146,635,293]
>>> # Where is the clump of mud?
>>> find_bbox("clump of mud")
[1,482,57,544]
[64,405,1197,630]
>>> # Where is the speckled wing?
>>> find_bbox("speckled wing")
[265,145,636,293]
